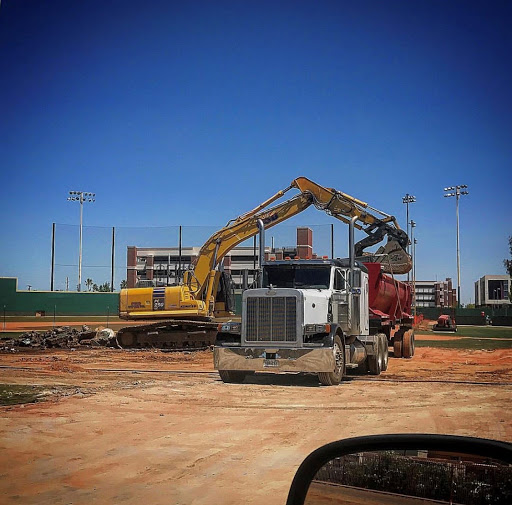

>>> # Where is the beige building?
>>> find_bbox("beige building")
[126,227,317,289]
[410,278,457,308]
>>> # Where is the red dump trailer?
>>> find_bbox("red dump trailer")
[364,262,414,358]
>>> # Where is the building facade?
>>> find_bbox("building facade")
[126,227,317,289]
[474,275,510,307]
[411,278,457,308]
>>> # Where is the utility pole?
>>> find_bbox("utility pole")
[443,185,469,308]
[402,194,416,282]
[67,191,95,292]
[410,220,416,318]
[413,237,417,319]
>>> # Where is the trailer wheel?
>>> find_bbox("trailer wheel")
[367,339,383,375]
[380,334,389,371]
[402,330,415,358]
[393,339,403,359]
[318,335,345,386]
[218,370,248,383]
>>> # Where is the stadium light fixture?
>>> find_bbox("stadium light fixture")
[443,185,469,307]
[67,190,96,292]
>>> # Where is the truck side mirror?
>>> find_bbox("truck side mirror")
[286,434,512,505]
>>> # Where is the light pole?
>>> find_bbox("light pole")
[444,185,469,308]
[402,194,416,281]
[410,220,416,317]
[413,238,417,317]
[68,191,95,292]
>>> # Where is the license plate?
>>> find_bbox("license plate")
[263,359,279,368]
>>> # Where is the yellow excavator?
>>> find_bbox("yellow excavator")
[117,177,411,349]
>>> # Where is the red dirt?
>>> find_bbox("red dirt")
[0,347,511,505]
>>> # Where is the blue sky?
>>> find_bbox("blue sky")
[0,0,510,303]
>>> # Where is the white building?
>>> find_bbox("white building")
[474,275,510,307]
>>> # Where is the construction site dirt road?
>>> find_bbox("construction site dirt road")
[0,345,511,505]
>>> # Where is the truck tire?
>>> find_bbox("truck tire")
[318,335,345,386]
[393,339,403,358]
[380,334,389,371]
[402,330,415,358]
[218,370,248,383]
[367,338,383,375]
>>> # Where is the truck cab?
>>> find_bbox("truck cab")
[214,258,385,385]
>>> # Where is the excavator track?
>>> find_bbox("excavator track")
[116,320,219,350]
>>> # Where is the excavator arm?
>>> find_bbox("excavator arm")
[187,191,313,303]
[191,176,411,303]
[291,177,411,273]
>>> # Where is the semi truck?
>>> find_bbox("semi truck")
[214,218,414,385]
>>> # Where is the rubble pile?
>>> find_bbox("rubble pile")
[0,325,118,350]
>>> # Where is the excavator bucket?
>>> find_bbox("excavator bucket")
[359,240,412,275]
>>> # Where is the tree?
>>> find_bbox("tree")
[85,278,94,292]
[504,236,512,276]
[96,282,111,292]
[120,279,128,289]
[505,236,512,301]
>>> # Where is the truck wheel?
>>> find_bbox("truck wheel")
[380,334,389,371]
[218,370,248,383]
[318,335,345,386]
[367,339,383,375]
[402,330,415,358]
[393,339,403,358]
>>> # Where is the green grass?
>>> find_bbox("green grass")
[0,331,24,340]
[0,384,48,406]
[429,325,512,339]
[416,338,512,350]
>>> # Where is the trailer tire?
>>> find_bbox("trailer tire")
[402,330,415,358]
[393,339,403,359]
[318,335,345,386]
[380,334,389,371]
[367,339,383,375]
[218,370,248,383]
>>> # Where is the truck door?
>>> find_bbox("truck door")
[333,268,350,332]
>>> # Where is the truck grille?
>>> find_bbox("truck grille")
[245,296,297,342]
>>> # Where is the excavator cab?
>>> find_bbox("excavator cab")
[214,271,236,318]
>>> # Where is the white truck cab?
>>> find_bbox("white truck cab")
[214,258,384,386]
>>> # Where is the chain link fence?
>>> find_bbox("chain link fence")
[51,222,349,292]
[315,452,512,505]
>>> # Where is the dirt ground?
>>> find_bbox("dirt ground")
[0,345,511,505]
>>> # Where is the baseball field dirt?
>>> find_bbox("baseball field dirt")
[0,345,511,505]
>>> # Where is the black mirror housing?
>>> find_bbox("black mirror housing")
[287,434,512,505]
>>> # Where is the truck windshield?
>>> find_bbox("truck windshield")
[263,265,331,289]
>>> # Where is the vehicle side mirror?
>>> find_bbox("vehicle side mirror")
[286,434,512,505]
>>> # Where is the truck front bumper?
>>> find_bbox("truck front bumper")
[214,346,336,373]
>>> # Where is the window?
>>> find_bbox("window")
[263,265,331,289]
[334,270,346,290]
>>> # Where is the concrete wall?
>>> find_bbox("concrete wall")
[0,278,119,316]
